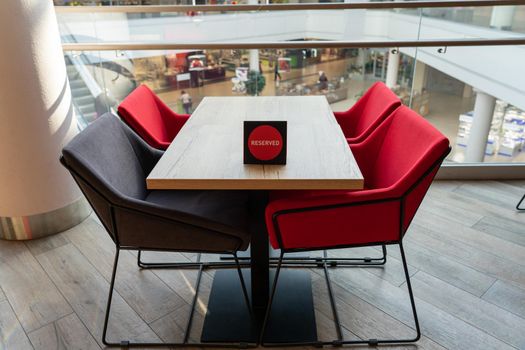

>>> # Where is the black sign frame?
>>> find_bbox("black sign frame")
[243,121,287,165]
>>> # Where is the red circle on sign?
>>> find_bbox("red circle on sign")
[248,125,283,161]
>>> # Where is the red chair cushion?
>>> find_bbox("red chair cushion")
[333,82,401,144]
[118,85,189,150]
[266,106,449,250]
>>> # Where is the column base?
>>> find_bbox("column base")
[0,197,91,240]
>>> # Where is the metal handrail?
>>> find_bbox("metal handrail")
[62,38,525,51]
[57,0,525,50]
[54,0,525,13]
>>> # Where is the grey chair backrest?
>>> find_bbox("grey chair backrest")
[61,113,162,241]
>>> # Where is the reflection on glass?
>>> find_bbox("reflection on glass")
[57,1,525,165]
[64,45,525,165]
[419,6,525,34]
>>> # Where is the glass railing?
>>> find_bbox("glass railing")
[415,5,525,34]
[55,6,525,45]
[56,0,525,170]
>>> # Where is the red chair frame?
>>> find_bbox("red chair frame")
[260,147,451,347]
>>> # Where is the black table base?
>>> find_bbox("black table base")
[201,269,318,344]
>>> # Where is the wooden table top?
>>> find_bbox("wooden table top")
[147,96,363,190]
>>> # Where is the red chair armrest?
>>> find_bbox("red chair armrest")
[165,113,189,140]
[266,189,402,250]
[333,108,358,138]
[155,97,190,139]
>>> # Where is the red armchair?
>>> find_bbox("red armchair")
[117,84,190,150]
[261,106,450,346]
[333,81,401,144]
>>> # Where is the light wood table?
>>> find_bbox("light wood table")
[147,96,363,190]
[146,96,363,344]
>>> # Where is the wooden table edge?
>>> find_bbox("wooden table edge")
[146,178,364,190]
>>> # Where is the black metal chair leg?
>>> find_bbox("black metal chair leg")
[259,252,284,346]
[137,250,243,269]
[104,248,204,347]
[398,241,421,342]
[259,252,325,348]
[517,194,525,211]
[221,246,387,268]
[281,245,387,267]
[183,264,204,344]
[233,252,252,314]
[336,241,421,347]
[323,261,343,342]
[104,248,256,347]
[326,244,387,266]
[102,248,120,346]
[259,244,407,348]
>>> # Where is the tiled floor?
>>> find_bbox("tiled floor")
[1,180,524,349]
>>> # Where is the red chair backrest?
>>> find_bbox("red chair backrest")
[118,85,169,148]
[354,106,450,232]
[350,82,401,139]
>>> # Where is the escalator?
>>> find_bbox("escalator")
[65,56,98,126]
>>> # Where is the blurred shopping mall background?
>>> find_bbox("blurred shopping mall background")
[54,0,525,164]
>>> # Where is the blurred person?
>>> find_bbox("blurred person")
[180,90,192,114]
[319,71,328,90]
[274,61,281,81]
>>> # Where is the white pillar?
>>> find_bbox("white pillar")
[247,0,260,72]
[412,61,427,94]
[249,49,260,73]
[247,0,259,72]
[490,6,516,30]
[385,50,400,88]
[357,48,366,81]
[465,91,496,163]
[0,1,89,240]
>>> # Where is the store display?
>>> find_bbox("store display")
[391,86,430,116]
[278,58,291,72]
[456,99,525,157]
[276,73,349,103]
[499,106,525,156]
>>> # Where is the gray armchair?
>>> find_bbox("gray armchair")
[60,113,252,347]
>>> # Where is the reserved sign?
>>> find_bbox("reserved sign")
[244,121,287,165]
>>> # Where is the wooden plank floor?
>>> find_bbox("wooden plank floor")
[0,180,524,350]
